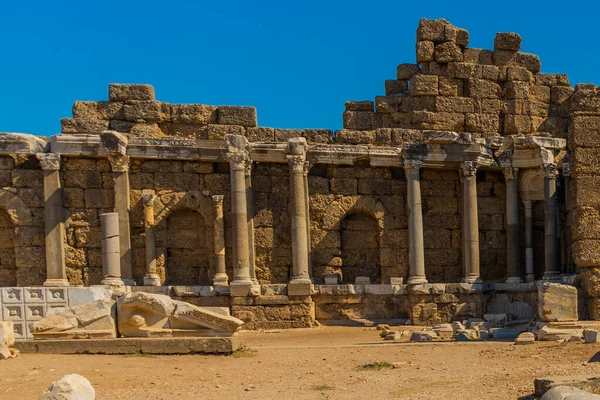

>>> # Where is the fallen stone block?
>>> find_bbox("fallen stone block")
[38,374,95,400]
[585,330,600,343]
[541,386,600,399]
[456,332,470,341]
[535,375,600,398]
[537,325,583,341]
[515,332,535,345]
[490,328,518,339]
[410,331,437,342]
[538,282,578,322]
[117,292,243,337]
[385,331,401,340]
[32,299,116,340]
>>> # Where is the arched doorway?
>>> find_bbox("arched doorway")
[340,212,381,283]
[0,208,16,286]
[165,208,210,285]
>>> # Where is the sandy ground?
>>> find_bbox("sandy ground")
[2,326,600,400]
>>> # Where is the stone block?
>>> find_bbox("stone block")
[490,328,518,339]
[287,283,312,296]
[493,50,517,66]
[410,75,439,96]
[67,287,112,307]
[330,178,357,195]
[247,127,275,141]
[504,114,530,134]
[435,97,473,113]
[569,115,600,148]
[584,329,600,343]
[537,282,577,322]
[465,113,500,133]
[384,80,409,96]
[468,78,501,98]
[572,148,600,176]
[170,104,217,125]
[494,33,521,51]
[122,101,169,123]
[334,129,376,144]
[435,41,463,63]
[551,86,574,105]
[218,106,257,127]
[342,111,376,130]
[109,84,155,101]
[507,66,532,82]
[84,189,114,208]
[516,53,541,72]
[416,40,434,63]
[72,101,122,120]
[505,81,530,99]
[344,101,374,112]
[416,19,446,42]
[438,77,463,97]
[207,124,245,140]
[61,118,110,134]
[410,331,437,341]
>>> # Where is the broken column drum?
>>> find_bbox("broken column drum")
[100,212,124,286]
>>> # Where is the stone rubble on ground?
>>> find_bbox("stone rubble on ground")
[38,374,95,400]
[0,321,18,360]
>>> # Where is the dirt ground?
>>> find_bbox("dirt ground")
[2,326,600,400]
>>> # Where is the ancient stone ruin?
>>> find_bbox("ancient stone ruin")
[1,18,599,337]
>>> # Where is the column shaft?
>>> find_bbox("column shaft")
[229,152,252,285]
[245,167,257,284]
[37,154,69,287]
[142,190,160,286]
[212,195,228,286]
[462,162,481,283]
[505,169,521,282]
[543,164,560,280]
[304,164,313,280]
[100,212,124,286]
[289,155,310,284]
[405,161,427,284]
[523,200,534,282]
[109,156,134,285]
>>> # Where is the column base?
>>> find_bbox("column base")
[288,281,313,296]
[542,271,561,281]
[143,274,161,286]
[101,277,125,286]
[290,277,312,285]
[505,276,523,283]
[229,279,254,297]
[43,279,70,287]
[525,274,535,283]
[121,278,137,286]
[407,275,428,285]
[213,273,229,287]
[462,275,482,284]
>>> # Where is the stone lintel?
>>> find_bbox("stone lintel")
[0,133,48,154]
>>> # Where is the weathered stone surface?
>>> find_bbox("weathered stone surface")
[515,331,535,345]
[37,374,95,400]
[538,283,578,322]
[535,376,600,398]
[31,300,116,339]
[109,83,155,101]
[494,32,521,52]
[217,106,257,127]
[117,292,243,337]
[410,331,437,341]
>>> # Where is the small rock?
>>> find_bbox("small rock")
[380,329,390,338]
[385,331,401,341]
[457,333,470,341]
[568,335,583,343]
[410,331,437,342]
[38,374,95,400]
[584,330,600,344]
[376,324,390,331]
[515,332,535,345]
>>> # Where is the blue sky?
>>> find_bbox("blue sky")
[0,0,596,136]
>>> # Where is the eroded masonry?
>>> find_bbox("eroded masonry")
[2,18,600,334]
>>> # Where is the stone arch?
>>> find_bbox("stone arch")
[519,169,545,201]
[154,191,215,285]
[319,196,388,283]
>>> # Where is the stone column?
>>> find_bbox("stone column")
[288,153,311,285]
[523,200,535,282]
[36,153,69,287]
[461,161,481,284]
[142,190,160,286]
[303,161,313,280]
[227,150,253,288]
[543,163,560,280]
[245,163,258,285]
[504,167,521,283]
[405,160,427,285]
[109,155,134,286]
[100,212,124,286]
[212,195,228,286]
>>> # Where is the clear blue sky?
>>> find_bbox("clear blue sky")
[0,0,597,136]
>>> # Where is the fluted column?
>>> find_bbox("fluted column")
[523,200,534,282]
[504,167,521,283]
[245,163,258,284]
[228,150,253,286]
[405,160,427,284]
[288,138,311,285]
[142,190,160,286]
[36,153,69,287]
[109,155,134,286]
[543,163,560,280]
[461,161,481,284]
[212,195,228,286]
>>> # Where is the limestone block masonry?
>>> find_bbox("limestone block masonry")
[1,17,600,329]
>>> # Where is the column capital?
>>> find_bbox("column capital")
[287,154,306,174]
[403,159,422,179]
[227,150,250,171]
[211,194,224,205]
[461,161,480,178]
[543,163,558,179]
[108,155,130,172]
[36,153,61,171]
[244,160,253,176]
[523,199,532,210]
[502,167,519,180]
[303,161,313,177]
[141,189,156,207]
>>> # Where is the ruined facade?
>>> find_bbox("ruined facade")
[0,18,598,331]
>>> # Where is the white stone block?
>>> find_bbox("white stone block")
[25,304,46,321]
[324,274,339,285]
[46,288,68,303]
[2,288,23,304]
[24,287,46,303]
[355,276,370,284]
[11,321,25,340]
[68,287,113,307]
[390,277,404,285]
[364,284,394,295]
[2,304,23,321]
